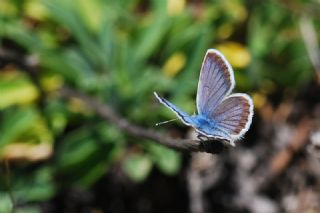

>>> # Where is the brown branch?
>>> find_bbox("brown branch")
[0,48,223,153]
[59,86,207,152]
[270,117,313,176]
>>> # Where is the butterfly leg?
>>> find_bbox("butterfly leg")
[197,133,225,154]
[197,133,208,141]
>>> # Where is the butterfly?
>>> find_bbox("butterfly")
[154,49,254,146]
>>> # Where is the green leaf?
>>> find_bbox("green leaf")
[0,76,38,109]
[0,108,38,148]
[43,0,103,65]
[2,20,43,51]
[147,143,181,175]
[77,0,104,33]
[13,167,55,202]
[134,1,170,62]
[54,124,122,187]
[0,193,13,213]
[123,154,153,182]
[174,24,213,98]
[16,206,41,213]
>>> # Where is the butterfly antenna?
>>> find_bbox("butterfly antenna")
[155,118,177,126]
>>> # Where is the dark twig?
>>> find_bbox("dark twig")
[59,86,206,152]
[0,49,209,152]
[270,117,313,177]
[0,48,225,153]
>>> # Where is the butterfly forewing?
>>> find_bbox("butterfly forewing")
[212,94,253,140]
[196,49,235,116]
[153,92,195,126]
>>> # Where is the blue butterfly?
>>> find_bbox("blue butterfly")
[154,49,254,146]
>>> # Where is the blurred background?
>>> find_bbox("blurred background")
[1,0,320,212]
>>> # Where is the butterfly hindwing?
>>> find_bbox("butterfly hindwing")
[211,94,253,141]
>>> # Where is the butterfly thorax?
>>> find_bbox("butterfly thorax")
[193,114,217,130]
[193,114,231,142]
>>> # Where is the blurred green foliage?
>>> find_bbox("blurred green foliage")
[0,0,318,211]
